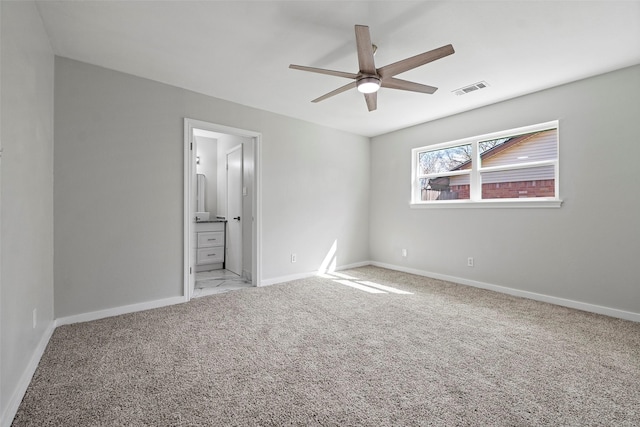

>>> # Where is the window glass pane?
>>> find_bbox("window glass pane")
[479,128,557,168]
[481,165,555,199]
[412,122,559,205]
[418,144,472,175]
[420,176,471,201]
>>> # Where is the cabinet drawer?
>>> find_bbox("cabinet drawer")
[197,232,224,248]
[195,221,224,232]
[197,247,224,265]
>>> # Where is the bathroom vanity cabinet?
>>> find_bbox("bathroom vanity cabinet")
[195,221,225,272]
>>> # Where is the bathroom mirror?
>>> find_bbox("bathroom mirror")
[196,174,206,212]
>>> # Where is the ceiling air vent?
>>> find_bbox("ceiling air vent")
[453,81,489,96]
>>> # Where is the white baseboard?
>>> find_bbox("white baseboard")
[260,261,371,287]
[55,296,186,327]
[260,271,316,287]
[1,321,56,427]
[370,261,640,323]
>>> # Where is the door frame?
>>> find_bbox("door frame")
[183,118,262,301]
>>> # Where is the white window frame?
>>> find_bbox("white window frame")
[410,121,562,209]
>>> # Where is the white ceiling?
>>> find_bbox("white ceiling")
[35,1,640,137]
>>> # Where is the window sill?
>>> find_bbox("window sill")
[410,198,563,209]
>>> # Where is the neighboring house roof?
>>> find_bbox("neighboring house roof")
[452,130,552,171]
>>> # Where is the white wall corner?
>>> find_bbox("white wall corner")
[260,261,372,287]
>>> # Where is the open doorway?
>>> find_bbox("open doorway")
[183,119,261,300]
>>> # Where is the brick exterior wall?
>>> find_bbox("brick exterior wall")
[449,185,469,200]
[448,179,555,199]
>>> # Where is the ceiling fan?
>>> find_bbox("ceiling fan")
[289,25,455,112]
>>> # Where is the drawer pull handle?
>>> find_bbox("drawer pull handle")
[207,253,217,257]
[207,238,216,241]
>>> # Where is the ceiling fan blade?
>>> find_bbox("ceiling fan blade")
[378,44,454,78]
[382,77,438,94]
[355,25,376,74]
[312,81,357,103]
[364,92,377,112]
[289,64,358,80]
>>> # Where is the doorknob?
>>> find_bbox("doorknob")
[233,216,241,221]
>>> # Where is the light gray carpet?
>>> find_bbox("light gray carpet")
[12,266,640,426]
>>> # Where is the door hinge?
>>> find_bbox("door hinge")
[190,267,192,274]
[190,142,193,150]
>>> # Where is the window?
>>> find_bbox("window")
[411,121,561,208]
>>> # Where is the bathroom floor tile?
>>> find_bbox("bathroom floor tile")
[193,269,253,298]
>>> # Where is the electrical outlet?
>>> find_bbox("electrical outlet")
[291,253,297,263]
[402,248,408,257]
[32,308,37,329]
[467,257,474,267]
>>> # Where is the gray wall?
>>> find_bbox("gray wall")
[0,1,55,421]
[54,57,370,318]
[370,65,640,315]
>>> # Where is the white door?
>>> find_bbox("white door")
[226,146,243,275]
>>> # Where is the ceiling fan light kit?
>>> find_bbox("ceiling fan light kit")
[357,76,381,93]
[290,24,454,112]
